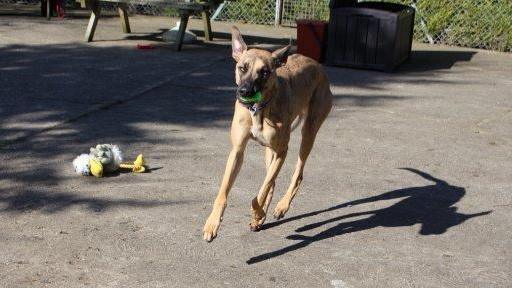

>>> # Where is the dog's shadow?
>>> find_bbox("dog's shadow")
[247,168,491,264]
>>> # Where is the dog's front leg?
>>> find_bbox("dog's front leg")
[250,149,287,231]
[203,122,250,242]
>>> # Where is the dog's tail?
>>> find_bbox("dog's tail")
[399,167,449,186]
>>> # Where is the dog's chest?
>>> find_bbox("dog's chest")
[251,126,271,146]
[250,112,277,147]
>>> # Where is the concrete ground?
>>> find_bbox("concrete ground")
[0,14,511,288]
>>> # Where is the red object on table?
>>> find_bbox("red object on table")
[296,20,328,63]
[54,0,65,18]
[41,0,65,18]
[137,44,156,50]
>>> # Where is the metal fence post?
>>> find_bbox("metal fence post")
[274,0,283,26]
[411,0,434,44]
[211,2,226,21]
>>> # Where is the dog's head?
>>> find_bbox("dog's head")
[231,26,290,100]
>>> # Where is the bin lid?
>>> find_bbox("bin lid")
[329,0,358,9]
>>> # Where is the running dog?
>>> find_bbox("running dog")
[203,27,333,241]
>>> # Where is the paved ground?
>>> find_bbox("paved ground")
[1,14,511,288]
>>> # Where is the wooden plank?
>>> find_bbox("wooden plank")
[118,3,131,33]
[331,11,347,65]
[345,16,356,63]
[85,0,101,42]
[326,11,337,65]
[365,18,378,65]
[355,17,368,64]
[338,15,348,64]
[375,18,391,68]
[201,10,212,41]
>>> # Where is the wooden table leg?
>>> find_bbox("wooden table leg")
[41,0,44,16]
[118,3,131,33]
[201,10,212,42]
[85,0,101,42]
[175,12,189,51]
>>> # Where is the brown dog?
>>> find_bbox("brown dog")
[203,27,333,241]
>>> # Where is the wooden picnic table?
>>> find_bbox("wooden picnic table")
[82,0,224,51]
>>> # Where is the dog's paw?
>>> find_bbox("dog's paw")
[249,216,265,231]
[203,216,221,242]
[273,200,290,220]
[250,197,266,232]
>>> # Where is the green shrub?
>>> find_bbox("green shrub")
[391,0,512,52]
[219,0,512,52]
[222,0,275,24]
[284,0,330,22]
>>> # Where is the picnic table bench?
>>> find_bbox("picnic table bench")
[82,0,223,51]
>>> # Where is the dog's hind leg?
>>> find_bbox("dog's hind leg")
[272,124,314,220]
[250,147,287,231]
[274,85,332,220]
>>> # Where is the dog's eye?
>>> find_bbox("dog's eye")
[239,65,248,73]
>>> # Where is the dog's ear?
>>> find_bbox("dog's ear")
[272,45,291,68]
[231,26,247,62]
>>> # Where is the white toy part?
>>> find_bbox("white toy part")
[162,21,197,43]
[73,144,124,176]
[73,154,92,176]
[110,144,123,170]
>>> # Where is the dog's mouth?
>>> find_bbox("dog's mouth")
[237,78,266,104]
[237,90,263,105]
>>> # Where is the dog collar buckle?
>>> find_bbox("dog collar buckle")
[248,104,258,115]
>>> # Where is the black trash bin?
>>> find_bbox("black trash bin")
[326,0,415,71]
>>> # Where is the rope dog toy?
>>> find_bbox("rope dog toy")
[72,144,147,177]
[119,154,146,173]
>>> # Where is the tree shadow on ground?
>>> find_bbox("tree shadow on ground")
[0,165,190,213]
[325,50,476,92]
[0,189,190,213]
[247,168,491,264]
[0,41,235,215]
[0,33,476,215]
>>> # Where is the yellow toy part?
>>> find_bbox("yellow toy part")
[89,158,104,177]
[119,154,146,173]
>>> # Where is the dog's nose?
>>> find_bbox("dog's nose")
[237,86,251,97]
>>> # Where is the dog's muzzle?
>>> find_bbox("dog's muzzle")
[236,83,253,98]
